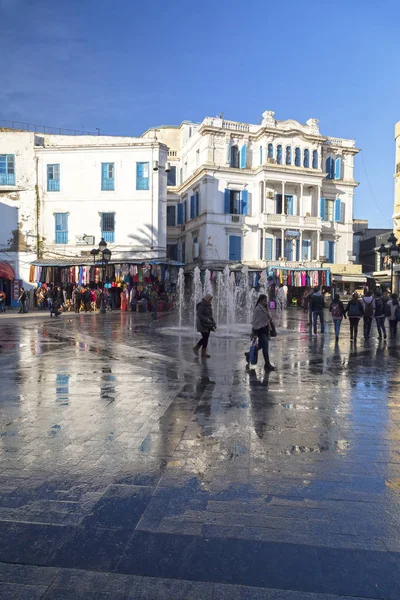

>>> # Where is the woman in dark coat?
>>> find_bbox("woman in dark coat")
[193,294,216,358]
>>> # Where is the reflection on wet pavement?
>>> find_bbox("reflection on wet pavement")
[0,311,400,599]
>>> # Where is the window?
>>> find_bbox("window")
[224,189,248,215]
[167,244,178,260]
[240,144,247,169]
[229,235,242,261]
[167,206,176,226]
[302,239,311,260]
[101,212,115,243]
[303,149,310,168]
[190,191,200,219]
[324,240,335,263]
[231,145,239,168]
[295,148,301,167]
[326,156,334,179]
[47,164,60,191]
[136,162,149,190]
[275,194,294,215]
[268,144,273,159]
[284,239,293,260]
[167,166,177,186]
[101,163,114,191]
[286,146,292,165]
[275,238,282,260]
[320,198,334,221]
[264,238,273,261]
[312,150,318,169]
[0,154,15,185]
[277,145,282,164]
[54,213,68,244]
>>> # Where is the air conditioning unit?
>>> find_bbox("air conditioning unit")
[193,242,199,259]
[267,192,274,199]
[231,215,240,223]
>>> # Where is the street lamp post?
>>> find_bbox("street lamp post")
[378,232,399,293]
[91,238,112,314]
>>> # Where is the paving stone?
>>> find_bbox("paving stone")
[0,561,60,585]
[0,582,48,599]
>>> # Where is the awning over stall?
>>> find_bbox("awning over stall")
[0,261,15,280]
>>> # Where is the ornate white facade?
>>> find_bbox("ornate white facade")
[156,110,359,271]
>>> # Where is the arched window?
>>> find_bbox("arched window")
[231,145,239,168]
[268,143,273,159]
[312,150,318,169]
[295,147,301,167]
[286,146,292,165]
[303,149,310,168]
[277,145,282,165]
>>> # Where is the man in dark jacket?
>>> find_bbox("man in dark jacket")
[374,290,386,340]
[310,286,325,335]
[193,294,216,358]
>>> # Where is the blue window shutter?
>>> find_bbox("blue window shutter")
[302,239,310,260]
[229,236,241,260]
[276,238,282,260]
[265,238,273,261]
[312,150,318,169]
[295,148,300,166]
[277,145,282,164]
[296,239,300,261]
[184,200,187,222]
[190,195,195,219]
[323,241,328,260]
[329,241,334,263]
[320,198,326,220]
[240,144,247,169]
[177,204,183,225]
[284,240,292,261]
[102,163,108,178]
[260,235,263,260]
[287,196,294,215]
[224,189,230,213]
[229,236,235,260]
[304,149,310,168]
[260,146,263,165]
[268,143,273,159]
[334,199,341,222]
[275,194,280,214]
[195,191,199,216]
[334,157,341,180]
[326,157,334,179]
[237,236,242,261]
[182,241,186,263]
[241,189,248,215]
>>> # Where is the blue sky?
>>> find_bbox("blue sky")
[1,0,398,227]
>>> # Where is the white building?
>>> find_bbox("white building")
[0,129,169,302]
[153,110,359,273]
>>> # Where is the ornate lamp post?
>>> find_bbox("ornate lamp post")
[91,238,112,314]
[378,232,399,293]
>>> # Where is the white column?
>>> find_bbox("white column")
[299,183,304,216]
[317,230,321,260]
[281,228,285,259]
[281,181,285,215]
[299,230,303,261]
[317,185,321,217]
[260,181,264,213]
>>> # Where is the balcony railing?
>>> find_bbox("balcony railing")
[102,231,115,243]
[263,214,321,228]
[222,120,250,132]
[55,232,68,244]
[0,173,15,185]
[47,179,60,192]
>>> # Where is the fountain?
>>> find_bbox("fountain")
[192,266,203,331]
[176,267,185,329]
[203,269,213,297]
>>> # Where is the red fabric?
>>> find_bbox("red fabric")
[0,261,15,280]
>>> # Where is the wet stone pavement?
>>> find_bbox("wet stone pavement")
[0,309,400,600]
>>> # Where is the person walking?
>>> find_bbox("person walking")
[193,294,216,358]
[374,290,387,340]
[310,286,325,335]
[82,288,91,312]
[386,293,400,339]
[18,288,28,314]
[74,288,82,313]
[345,292,364,342]
[251,294,276,370]
[150,287,159,321]
[329,293,346,342]
[362,290,375,340]
[0,290,6,313]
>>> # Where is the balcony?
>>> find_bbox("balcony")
[262,214,321,229]
[47,179,60,192]
[101,178,115,191]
